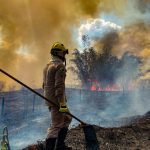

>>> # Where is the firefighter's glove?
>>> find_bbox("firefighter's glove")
[59,102,69,113]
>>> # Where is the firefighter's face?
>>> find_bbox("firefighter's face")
[58,51,68,58]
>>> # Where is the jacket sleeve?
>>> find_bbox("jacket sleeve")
[55,64,66,103]
[43,64,48,89]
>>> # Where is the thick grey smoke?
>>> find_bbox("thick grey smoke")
[77,19,121,49]
[71,44,141,89]
[0,85,149,149]
[71,39,149,128]
[0,1,150,149]
[76,0,150,82]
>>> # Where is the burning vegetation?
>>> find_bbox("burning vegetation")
[71,32,142,91]
[0,1,150,150]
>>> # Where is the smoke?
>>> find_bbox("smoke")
[0,80,5,91]
[78,19,121,49]
[76,1,150,82]
[75,0,101,16]
[0,0,149,90]
[0,0,141,88]
[0,0,103,90]
[125,0,150,24]
[70,0,150,126]
[0,0,71,89]
[72,47,142,89]
[1,1,150,148]
[100,31,119,54]
[113,22,150,81]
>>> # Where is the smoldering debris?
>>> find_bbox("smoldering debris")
[66,113,150,150]
[22,112,150,150]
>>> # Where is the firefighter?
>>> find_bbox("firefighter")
[43,42,72,150]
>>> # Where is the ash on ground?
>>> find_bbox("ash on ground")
[66,112,150,150]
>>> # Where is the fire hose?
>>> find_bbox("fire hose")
[0,68,99,150]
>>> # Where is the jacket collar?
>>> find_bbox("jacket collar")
[50,55,63,63]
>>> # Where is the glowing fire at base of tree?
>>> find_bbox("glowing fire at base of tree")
[90,81,138,91]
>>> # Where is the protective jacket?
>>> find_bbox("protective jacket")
[43,55,66,106]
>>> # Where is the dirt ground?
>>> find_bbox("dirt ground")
[66,113,150,150]
[23,112,150,150]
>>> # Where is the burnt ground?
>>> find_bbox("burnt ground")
[66,113,150,150]
[22,112,150,150]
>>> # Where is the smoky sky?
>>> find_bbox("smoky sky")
[0,0,149,90]
[0,0,105,89]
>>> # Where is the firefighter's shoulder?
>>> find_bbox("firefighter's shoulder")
[56,63,66,73]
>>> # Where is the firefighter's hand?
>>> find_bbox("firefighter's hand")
[59,102,69,113]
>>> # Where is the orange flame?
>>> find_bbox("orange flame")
[90,81,137,91]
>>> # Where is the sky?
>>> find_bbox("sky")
[0,0,150,90]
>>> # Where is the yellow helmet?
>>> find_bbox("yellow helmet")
[51,42,68,56]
